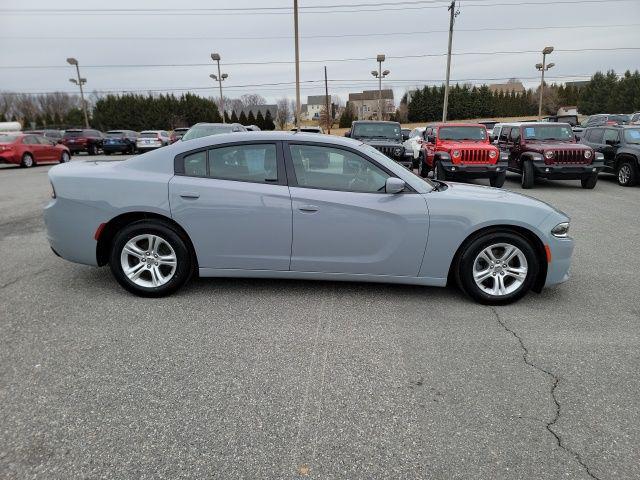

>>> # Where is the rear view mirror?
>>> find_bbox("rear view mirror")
[385,177,405,194]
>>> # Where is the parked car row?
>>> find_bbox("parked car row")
[0,133,71,167]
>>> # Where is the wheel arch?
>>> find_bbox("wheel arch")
[615,152,639,169]
[96,211,198,269]
[447,224,548,293]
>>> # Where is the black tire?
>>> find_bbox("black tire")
[109,220,193,297]
[521,160,534,189]
[490,171,506,188]
[456,231,539,305]
[418,156,429,178]
[433,161,447,181]
[88,144,97,156]
[59,151,70,163]
[104,151,112,156]
[412,152,420,170]
[580,173,598,189]
[616,160,638,187]
[21,153,35,168]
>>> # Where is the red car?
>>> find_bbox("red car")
[418,123,508,187]
[0,133,71,168]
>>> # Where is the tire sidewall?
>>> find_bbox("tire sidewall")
[458,231,539,305]
[521,161,534,189]
[22,153,34,168]
[60,151,70,163]
[109,221,192,297]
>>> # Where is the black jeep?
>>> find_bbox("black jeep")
[581,125,640,186]
[345,121,413,168]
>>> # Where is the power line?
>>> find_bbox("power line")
[1,47,637,70]
[0,0,634,15]
[4,23,638,41]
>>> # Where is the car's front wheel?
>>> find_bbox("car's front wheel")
[109,221,193,297]
[490,171,506,188]
[60,151,70,163]
[433,161,447,181]
[617,160,638,187]
[21,153,35,168]
[580,173,598,189]
[456,231,539,305]
[521,161,534,189]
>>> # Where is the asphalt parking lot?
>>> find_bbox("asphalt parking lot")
[1,154,638,479]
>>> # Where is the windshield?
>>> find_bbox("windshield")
[610,115,629,124]
[63,130,84,138]
[624,128,640,144]
[352,123,401,139]
[106,131,125,138]
[139,132,160,138]
[360,143,436,189]
[438,126,486,141]
[182,124,233,141]
[523,125,574,141]
[0,135,19,143]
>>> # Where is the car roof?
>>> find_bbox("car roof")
[352,120,399,125]
[427,122,487,128]
[140,130,164,133]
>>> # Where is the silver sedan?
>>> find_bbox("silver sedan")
[44,132,573,304]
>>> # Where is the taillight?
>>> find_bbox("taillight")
[0,145,12,152]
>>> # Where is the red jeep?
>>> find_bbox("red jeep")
[418,123,508,187]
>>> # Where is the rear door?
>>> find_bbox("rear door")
[36,135,57,162]
[23,135,45,162]
[285,142,429,276]
[169,141,292,271]
[602,128,621,168]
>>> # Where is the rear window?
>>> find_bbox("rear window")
[182,125,234,141]
[0,135,19,143]
[139,132,159,138]
[63,130,85,138]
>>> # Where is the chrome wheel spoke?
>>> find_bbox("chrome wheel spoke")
[501,246,517,263]
[125,262,146,281]
[120,233,177,288]
[474,268,493,283]
[505,266,527,281]
[157,254,177,266]
[123,243,144,259]
[482,247,498,263]
[473,242,528,297]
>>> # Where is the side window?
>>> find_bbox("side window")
[289,144,390,193]
[23,135,37,145]
[509,127,521,143]
[589,128,604,144]
[603,129,620,144]
[183,150,207,177]
[36,136,52,145]
[208,143,278,184]
[500,127,511,142]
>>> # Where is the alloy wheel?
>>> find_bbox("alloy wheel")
[120,234,177,288]
[618,164,631,185]
[472,243,528,297]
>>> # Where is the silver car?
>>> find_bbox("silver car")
[44,132,573,304]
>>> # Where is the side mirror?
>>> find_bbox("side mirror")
[344,131,350,138]
[427,135,436,144]
[385,177,405,194]
[402,133,410,141]
[605,139,618,146]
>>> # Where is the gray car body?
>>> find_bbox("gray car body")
[44,132,572,289]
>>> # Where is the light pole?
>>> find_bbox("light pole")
[293,0,301,130]
[442,0,459,123]
[371,54,389,121]
[67,57,89,128]
[210,53,228,123]
[536,46,555,120]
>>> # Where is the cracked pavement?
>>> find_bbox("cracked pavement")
[1,157,639,479]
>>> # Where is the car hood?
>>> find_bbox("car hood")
[358,138,403,146]
[524,142,590,152]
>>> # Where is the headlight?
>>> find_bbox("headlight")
[544,151,554,160]
[551,222,570,238]
[393,147,403,156]
[488,150,497,159]
[452,150,461,158]
[584,150,593,159]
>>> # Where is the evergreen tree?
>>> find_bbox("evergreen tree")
[264,110,276,130]
[231,110,239,123]
[255,111,265,129]
[339,106,355,128]
[247,110,257,126]
[224,111,231,123]
[239,111,248,125]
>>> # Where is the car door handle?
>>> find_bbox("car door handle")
[179,192,200,199]
[299,205,319,212]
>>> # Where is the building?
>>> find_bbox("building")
[487,81,526,95]
[347,89,395,120]
[301,95,331,121]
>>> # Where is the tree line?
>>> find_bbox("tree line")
[401,70,640,123]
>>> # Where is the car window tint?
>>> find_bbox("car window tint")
[23,135,38,145]
[509,128,521,143]
[183,151,207,177]
[589,128,604,143]
[208,144,278,184]
[289,144,389,193]
[603,129,620,143]
[36,136,52,145]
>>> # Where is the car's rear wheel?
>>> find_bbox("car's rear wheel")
[21,153,35,168]
[617,160,638,187]
[418,156,429,178]
[490,171,506,188]
[60,151,70,163]
[109,221,193,297]
[521,161,534,189]
[456,231,539,305]
[88,144,97,156]
[580,173,598,189]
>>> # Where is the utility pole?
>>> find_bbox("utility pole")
[536,46,555,120]
[293,0,301,131]
[324,66,331,134]
[66,57,89,128]
[442,0,458,123]
[210,53,228,123]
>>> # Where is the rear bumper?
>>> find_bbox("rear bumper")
[530,159,605,180]
[441,160,508,178]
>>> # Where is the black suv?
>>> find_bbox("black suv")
[345,121,413,168]
[103,130,139,154]
[581,125,640,186]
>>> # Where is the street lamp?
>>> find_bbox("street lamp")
[211,53,228,123]
[536,46,555,120]
[66,57,89,128]
[371,54,389,120]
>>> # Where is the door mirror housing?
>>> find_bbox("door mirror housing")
[385,177,406,194]
[344,131,351,138]
[402,132,410,141]
[427,135,436,144]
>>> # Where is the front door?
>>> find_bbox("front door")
[285,142,429,276]
[169,141,292,270]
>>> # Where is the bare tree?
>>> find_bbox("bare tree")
[275,97,291,130]
[318,106,333,131]
[240,94,266,107]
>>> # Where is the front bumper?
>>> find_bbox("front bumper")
[531,159,604,180]
[0,152,19,165]
[440,160,508,178]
